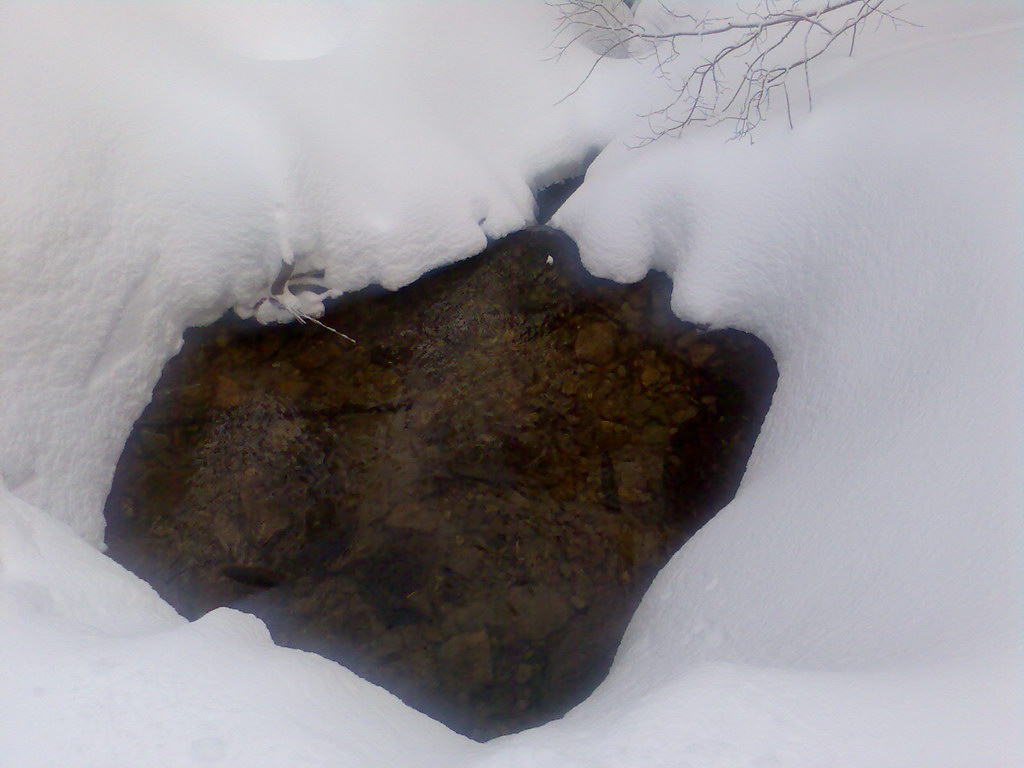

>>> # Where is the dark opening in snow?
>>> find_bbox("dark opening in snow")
[103,229,777,741]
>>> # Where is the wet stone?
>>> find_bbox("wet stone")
[574,321,618,365]
[103,229,777,742]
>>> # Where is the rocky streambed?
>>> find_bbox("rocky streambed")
[104,229,776,740]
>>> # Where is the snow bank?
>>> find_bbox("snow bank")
[0,0,645,545]
[1,1,1021,765]
[0,482,474,767]
[530,2,1024,764]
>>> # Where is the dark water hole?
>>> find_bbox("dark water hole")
[104,229,777,741]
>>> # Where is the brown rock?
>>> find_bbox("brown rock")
[445,600,497,634]
[672,405,699,423]
[447,544,485,578]
[515,664,534,684]
[104,230,778,742]
[439,630,493,688]
[385,503,439,533]
[574,322,617,365]
[212,375,246,408]
[688,342,716,367]
[507,586,574,642]
[596,420,630,451]
[640,364,662,389]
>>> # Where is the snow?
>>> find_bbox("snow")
[1,1,1022,766]
[0,0,647,545]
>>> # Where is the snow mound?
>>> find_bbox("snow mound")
[0,1,1021,765]
[540,3,1023,764]
[0,0,647,544]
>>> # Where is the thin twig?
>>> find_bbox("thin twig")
[550,0,903,140]
[270,297,356,345]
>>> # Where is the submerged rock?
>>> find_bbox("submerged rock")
[104,229,776,741]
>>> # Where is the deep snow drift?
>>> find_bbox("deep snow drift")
[0,0,646,546]
[1,1,1021,766]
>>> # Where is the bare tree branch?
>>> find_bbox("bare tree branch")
[551,0,915,141]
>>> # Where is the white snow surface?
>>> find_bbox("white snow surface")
[0,0,645,544]
[1,1,1022,766]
